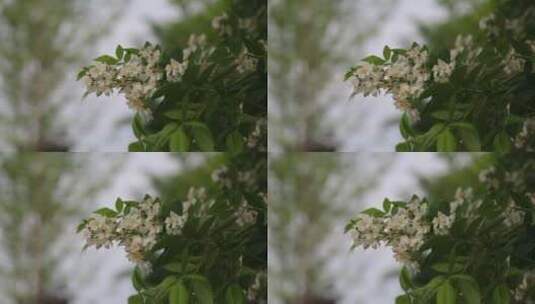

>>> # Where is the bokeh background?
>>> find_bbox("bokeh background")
[268,152,489,303]
[0,152,230,304]
[268,0,486,151]
[0,0,226,152]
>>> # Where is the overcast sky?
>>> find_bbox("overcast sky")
[328,0,449,152]
[334,153,455,304]
[63,1,181,302]
[69,0,179,152]
[67,153,179,304]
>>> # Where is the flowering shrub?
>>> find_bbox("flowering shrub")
[346,0,535,152]
[346,155,535,304]
[78,153,267,303]
[78,0,267,152]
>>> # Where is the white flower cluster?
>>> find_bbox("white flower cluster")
[432,60,454,84]
[212,13,231,35]
[478,166,499,188]
[449,35,481,69]
[81,42,192,113]
[235,47,258,74]
[247,119,266,150]
[514,271,535,303]
[184,34,214,67]
[503,199,525,227]
[350,44,459,121]
[503,49,526,75]
[82,196,189,264]
[82,45,163,113]
[528,40,535,54]
[236,199,258,226]
[211,166,231,188]
[350,188,483,266]
[350,197,430,264]
[514,119,535,151]
[528,193,535,207]
[247,273,264,301]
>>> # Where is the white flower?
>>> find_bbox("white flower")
[503,200,524,227]
[527,40,535,54]
[432,59,455,83]
[212,14,232,35]
[235,47,258,74]
[212,13,228,30]
[432,212,453,236]
[385,57,411,79]
[85,63,116,96]
[165,212,184,235]
[83,215,117,249]
[140,46,161,67]
[118,56,144,80]
[514,119,535,150]
[479,14,496,31]
[503,49,525,75]
[165,59,188,82]
[183,34,207,61]
[125,235,147,263]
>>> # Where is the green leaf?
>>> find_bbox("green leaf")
[116,45,124,60]
[362,55,385,65]
[491,285,510,304]
[383,198,392,213]
[455,276,481,304]
[437,129,457,152]
[225,131,244,154]
[76,69,87,81]
[169,281,189,304]
[94,55,118,65]
[432,263,463,273]
[396,142,412,151]
[164,263,183,273]
[132,267,145,291]
[128,141,144,152]
[76,221,87,233]
[400,113,415,139]
[361,208,385,217]
[383,46,392,61]
[192,124,215,151]
[169,127,190,152]
[493,131,512,153]
[431,110,451,121]
[395,295,410,304]
[115,198,124,213]
[132,113,146,139]
[437,281,456,304]
[453,123,481,151]
[94,207,117,217]
[399,266,412,291]
[225,284,246,304]
[165,110,184,120]
[189,275,213,304]
[128,295,143,304]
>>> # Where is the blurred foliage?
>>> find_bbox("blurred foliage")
[350,0,535,152]
[269,153,390,303]
[268,0,394,151]
[349,153,535,304]
[83,0,267,152]
[0,153,120,303]
[0,0,123,151]
[420,0,497,55]
[419,154,493,202]
[153,0,227,50]
[81,152,267,303]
